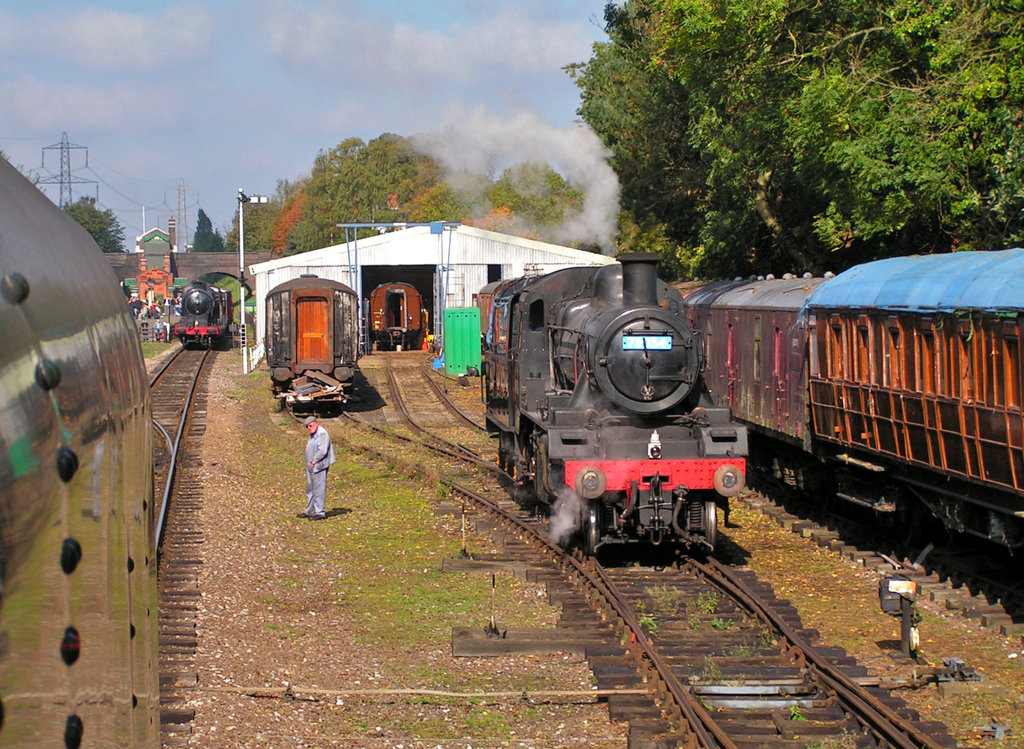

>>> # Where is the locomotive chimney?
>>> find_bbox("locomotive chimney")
[621,253,660,306]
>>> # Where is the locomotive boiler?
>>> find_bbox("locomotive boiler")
[173,280,234,348]
[483,254,748,553]
[0,158,159,746]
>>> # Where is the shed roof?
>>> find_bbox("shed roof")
[807,249,1024,312]
[249,224,615,275]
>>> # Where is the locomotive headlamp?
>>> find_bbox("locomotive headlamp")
[713,464,745,497]
[576,467,607,499]
[648,430,662,459]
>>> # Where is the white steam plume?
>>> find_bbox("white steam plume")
[411,106,620,253]
[547,488,585,547]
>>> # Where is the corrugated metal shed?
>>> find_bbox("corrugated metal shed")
[807,249,1024,312]
[248,225,615,346]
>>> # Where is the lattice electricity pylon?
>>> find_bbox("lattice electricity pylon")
[39,132,96,207]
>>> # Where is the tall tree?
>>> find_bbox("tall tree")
[64,197,125,252]
[576,0,1024,277]
[192,208,225,252]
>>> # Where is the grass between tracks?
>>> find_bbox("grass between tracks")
[200,352,622,746]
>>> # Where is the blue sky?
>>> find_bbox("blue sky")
[1,1,611,246]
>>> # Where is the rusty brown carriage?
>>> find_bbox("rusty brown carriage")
[265,274,359,408]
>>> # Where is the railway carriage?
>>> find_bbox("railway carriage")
[0,158,160,746]
[482,254,748,554]
[684,250,1024,550]
[369,281,427,351]
[265,275,359,405]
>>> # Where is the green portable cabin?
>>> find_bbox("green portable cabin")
[443,307,482,376]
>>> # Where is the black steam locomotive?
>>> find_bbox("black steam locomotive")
[0,158,160,745]
[482,254,748,553]
[172,281,234,348]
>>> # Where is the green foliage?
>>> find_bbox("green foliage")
[577,0,1024,276]
[63,197,125,252]
[192,208,225,252]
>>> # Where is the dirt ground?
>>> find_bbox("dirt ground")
[174,349,1023,747]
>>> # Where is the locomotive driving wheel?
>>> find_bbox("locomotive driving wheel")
[703,500,718,551]
[582,500,601,555]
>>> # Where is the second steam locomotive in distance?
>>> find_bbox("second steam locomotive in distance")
[482,254,748,554]
[173,280,234,348]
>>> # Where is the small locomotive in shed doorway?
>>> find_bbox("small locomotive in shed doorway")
[173,280,234,348]
[481,254,748,554]
[369,281,427,351]
[265,274,360,408]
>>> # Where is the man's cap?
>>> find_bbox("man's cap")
[303,416,317,426]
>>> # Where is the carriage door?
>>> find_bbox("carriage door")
[296,294,330,368]
[386,289,407,329]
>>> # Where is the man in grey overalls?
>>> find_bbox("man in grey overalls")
[302,416,335,520]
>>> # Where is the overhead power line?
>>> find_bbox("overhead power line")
[38,132,96,207]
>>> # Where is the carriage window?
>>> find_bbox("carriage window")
[528,299,544,332]
[829,323,843,379]
[1004,335,1020,407]
[726,322,733,369]
[724,321,733,368]
[918,329,936,393]
[753,316,762,382]
[885,326,902,389]
[856,325,869,383]
[957,328,972,400]
[773,327,782,378]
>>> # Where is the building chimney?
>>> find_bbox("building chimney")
[168,216,177,253]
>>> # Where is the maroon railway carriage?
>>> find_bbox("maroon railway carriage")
[683,276,829,451]
[369,281,427,351]
[684,251,1024,550]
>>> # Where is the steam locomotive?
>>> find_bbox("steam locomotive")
[172,280,234,348]
[482,254,748,553]
[683,250,1024,551]
[0,158,160,745]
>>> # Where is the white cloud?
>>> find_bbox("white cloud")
[254,1,593,90]
[0,76,185,132]
[1,4,214,70]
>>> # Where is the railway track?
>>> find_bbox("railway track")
[338,356,958,748]
[149,346,215,747]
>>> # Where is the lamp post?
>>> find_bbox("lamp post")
[238,188,268,373]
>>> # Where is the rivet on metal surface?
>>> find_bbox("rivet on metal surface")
[56,447,78,483]
[60,539,82,574]
[63,714,83,749]
[60,627,80,665]
[0,273,29,304]
[35,359,61,390]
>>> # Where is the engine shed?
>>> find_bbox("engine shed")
[248,224,615,351]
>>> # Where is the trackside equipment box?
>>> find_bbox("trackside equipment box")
[443,307,482,376]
